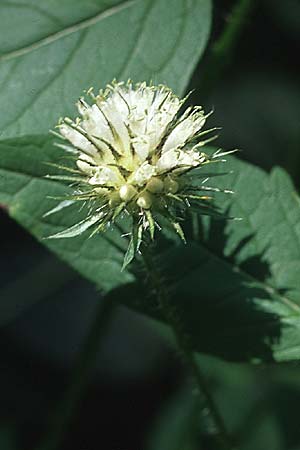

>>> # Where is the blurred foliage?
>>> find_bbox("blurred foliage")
[0,426,17,450]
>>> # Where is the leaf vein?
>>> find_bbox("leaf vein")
[0,0,136,62]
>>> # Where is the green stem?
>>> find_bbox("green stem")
[141,245,234,449]
[197,0,257,96]
[36,298,116,450]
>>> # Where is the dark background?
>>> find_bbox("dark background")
[1,1,300,449]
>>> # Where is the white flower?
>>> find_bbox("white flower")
[132,162,156,185]
[47,81,232,268]
[56,82,208,197]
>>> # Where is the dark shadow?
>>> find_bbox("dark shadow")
[160,241,282,363]
[113,213,293,363]
[194,212,272,282]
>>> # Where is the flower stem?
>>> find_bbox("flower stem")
[36,298,116,450]
[141,245,234,449]
[197,0,257,96]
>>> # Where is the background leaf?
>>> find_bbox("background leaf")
[146,356,284,450]
[0,426,17,450]
[0,0,212,138]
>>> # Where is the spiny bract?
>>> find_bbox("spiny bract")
[47,80,233,268]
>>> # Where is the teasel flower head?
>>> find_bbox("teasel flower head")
[46,80,234,268]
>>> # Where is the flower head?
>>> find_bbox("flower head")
[47,81,233,267]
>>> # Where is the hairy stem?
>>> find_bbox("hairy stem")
[141,245,234,449]
[36,298,116,450]
[197,0,257,96]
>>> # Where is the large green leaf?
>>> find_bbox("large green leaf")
[0,0,212,138]
[1,135,300,362]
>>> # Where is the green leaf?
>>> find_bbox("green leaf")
[2,123,300,364]
[107,155,300,363]
[2,135,300,362]
[0,0,212,138]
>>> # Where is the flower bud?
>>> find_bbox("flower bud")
[119,184,137,202]
[109,191,121,207]
[164,177,179,194]
[137,192,153,209]
[146,177,164,193]
[49,80,230,270]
